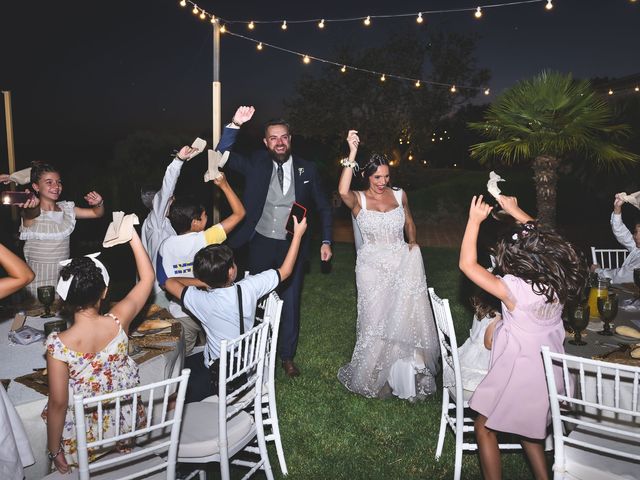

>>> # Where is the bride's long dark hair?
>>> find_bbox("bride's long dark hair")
[357,153,399,191]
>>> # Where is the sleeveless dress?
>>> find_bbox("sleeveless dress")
[41,314,145,466]
[469,275,565,439]
[19,201,76,297]
[337,189,440,399]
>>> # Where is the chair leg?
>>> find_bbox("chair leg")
[255,409,275,480]
[266,392,288,475]
[435,390,449,459]
[454,426,463,480]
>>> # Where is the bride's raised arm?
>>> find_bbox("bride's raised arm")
[338,129,360,211]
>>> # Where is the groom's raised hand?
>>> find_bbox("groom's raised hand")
[232,106,255,126]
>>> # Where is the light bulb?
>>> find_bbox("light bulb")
[450,85,457,93]
[179,0,186,7]
[257,42,263,51]
[192,5,198,14]
[341,65,347,73]
[199,10,206,20]
[380,74,386,82]
[281,20,287,30]
[248,21,255,30]
[608,89,614,95]
[415,80,421,88]
[416,12,424,24]
[318,19,325,29]
[303,55,310,64]
[635,86,640,92]
[408,154,414,161]
[484,88,490,95]
[364,16,371,26]
[475,7,482,18]
[220,24,226,33]
[210,15,216,24]
[545,0,553,10]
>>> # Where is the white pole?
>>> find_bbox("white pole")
[212,21,222,223]
[2,91,17,221]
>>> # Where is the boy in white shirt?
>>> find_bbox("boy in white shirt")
[157,173,245,353]
[165,216,307,402]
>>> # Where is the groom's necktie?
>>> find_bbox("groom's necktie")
[276,162,284,193]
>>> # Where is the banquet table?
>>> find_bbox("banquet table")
[0,309,185,480]
[561,288,640,480]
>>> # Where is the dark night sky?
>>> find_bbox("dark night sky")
[1,0,638,168]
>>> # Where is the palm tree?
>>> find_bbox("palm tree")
[469,71,638,226]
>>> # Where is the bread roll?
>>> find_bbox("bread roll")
[631,347,640,359]
[615,326,640,339]
[137,319,172,332]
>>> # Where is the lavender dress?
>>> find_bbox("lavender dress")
[469,274,565,439]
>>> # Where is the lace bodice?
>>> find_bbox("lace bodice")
[355,189,405,247]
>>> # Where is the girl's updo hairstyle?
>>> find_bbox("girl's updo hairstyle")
[59,257,107,309]
[30,161,59,185]
[493,221,588,305]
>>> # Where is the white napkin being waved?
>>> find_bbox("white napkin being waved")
[184,137,207,161]
[617,191,640,210]
[487,171,505,199]
[8,167,31,185]
[103,212,140,248]
[204,150,230,182]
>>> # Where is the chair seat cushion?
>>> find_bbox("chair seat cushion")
[178,401,254,459]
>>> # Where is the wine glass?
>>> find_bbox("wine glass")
[597,294,618,336]
[37,285,55,318]
[568,303,590,346]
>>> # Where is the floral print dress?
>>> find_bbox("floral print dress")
[41,314,144,466]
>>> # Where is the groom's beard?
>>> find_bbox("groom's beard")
[268,146,291,163]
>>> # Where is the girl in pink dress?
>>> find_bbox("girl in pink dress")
[459,195,587,480]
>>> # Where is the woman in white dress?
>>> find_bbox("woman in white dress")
[19,162,105,297]
[337,130,439,399]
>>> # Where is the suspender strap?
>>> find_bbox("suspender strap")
[236,284,244,336]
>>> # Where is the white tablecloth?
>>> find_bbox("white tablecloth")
[0,313,184,480]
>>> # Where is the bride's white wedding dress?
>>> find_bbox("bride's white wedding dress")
[338,189,439,399]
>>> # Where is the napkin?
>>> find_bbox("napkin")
[487,171,504,199]
[204,150,230,182]
[103,212,139,248]
[620,297,640,312]
[617,191,640,210]
[8,168,31,185]
[183,137,207,161]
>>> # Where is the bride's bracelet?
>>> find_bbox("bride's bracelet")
[340,157,359,171]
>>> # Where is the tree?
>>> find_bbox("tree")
[469,71,639,227]
[286,31,489,174]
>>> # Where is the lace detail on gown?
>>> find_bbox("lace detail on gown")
[338,189,440,399]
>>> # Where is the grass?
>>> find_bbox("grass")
[260,243,544,480]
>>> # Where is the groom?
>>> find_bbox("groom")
[216,106,333,377]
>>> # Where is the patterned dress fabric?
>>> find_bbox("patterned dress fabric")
[19,201,76,297]
[469,274,565,439]
[41,315,144,466]
[338,189,440,399]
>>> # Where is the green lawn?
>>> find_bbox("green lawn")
[265,243,544,480]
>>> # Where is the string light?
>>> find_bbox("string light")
[408,154,414,160]
[341,65,347,73]
[415,80,421,88]
[192,5,198,15]
[484,88,490,95]
[380,74,386,82]
[303,55,311,64]
[281,20,287,30]
[248,21,255,30]
[364,16,371,26]
[635,86,640,92]
[474,7,483,18]
[179,0,186,7]
[210,15,216,24]
[450,85,457,93]
[608,89,614,95]
[220,24,226,33]
[199,10,206,20]
[257,42,263,50]
[416,12,424,24]
[318,19,325,29]
[545,0,553,10]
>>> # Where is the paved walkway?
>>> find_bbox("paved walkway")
[333,218,464,248]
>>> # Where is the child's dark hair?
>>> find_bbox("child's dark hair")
[59,257,107,309]
[168,196,205,234]
[30,161,59,185]
[494,221,588,304]
[470,290,501,320]
[193,244,235,288]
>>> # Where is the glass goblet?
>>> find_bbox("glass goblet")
[597,294,618,336]
[37,285,55,318]
[568,304,590,346]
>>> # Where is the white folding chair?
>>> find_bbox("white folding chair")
[44,369,191,480]
[591,247,629,269]
[178,320,273,480]
[541,346,640,480]
[429,288,520,480]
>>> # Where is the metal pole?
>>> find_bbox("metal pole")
[212,20,222,223]
[2,91,17,221]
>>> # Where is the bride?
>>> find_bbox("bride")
[337,130,439,399]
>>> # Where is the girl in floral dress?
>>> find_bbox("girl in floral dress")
[42,230,154,474]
